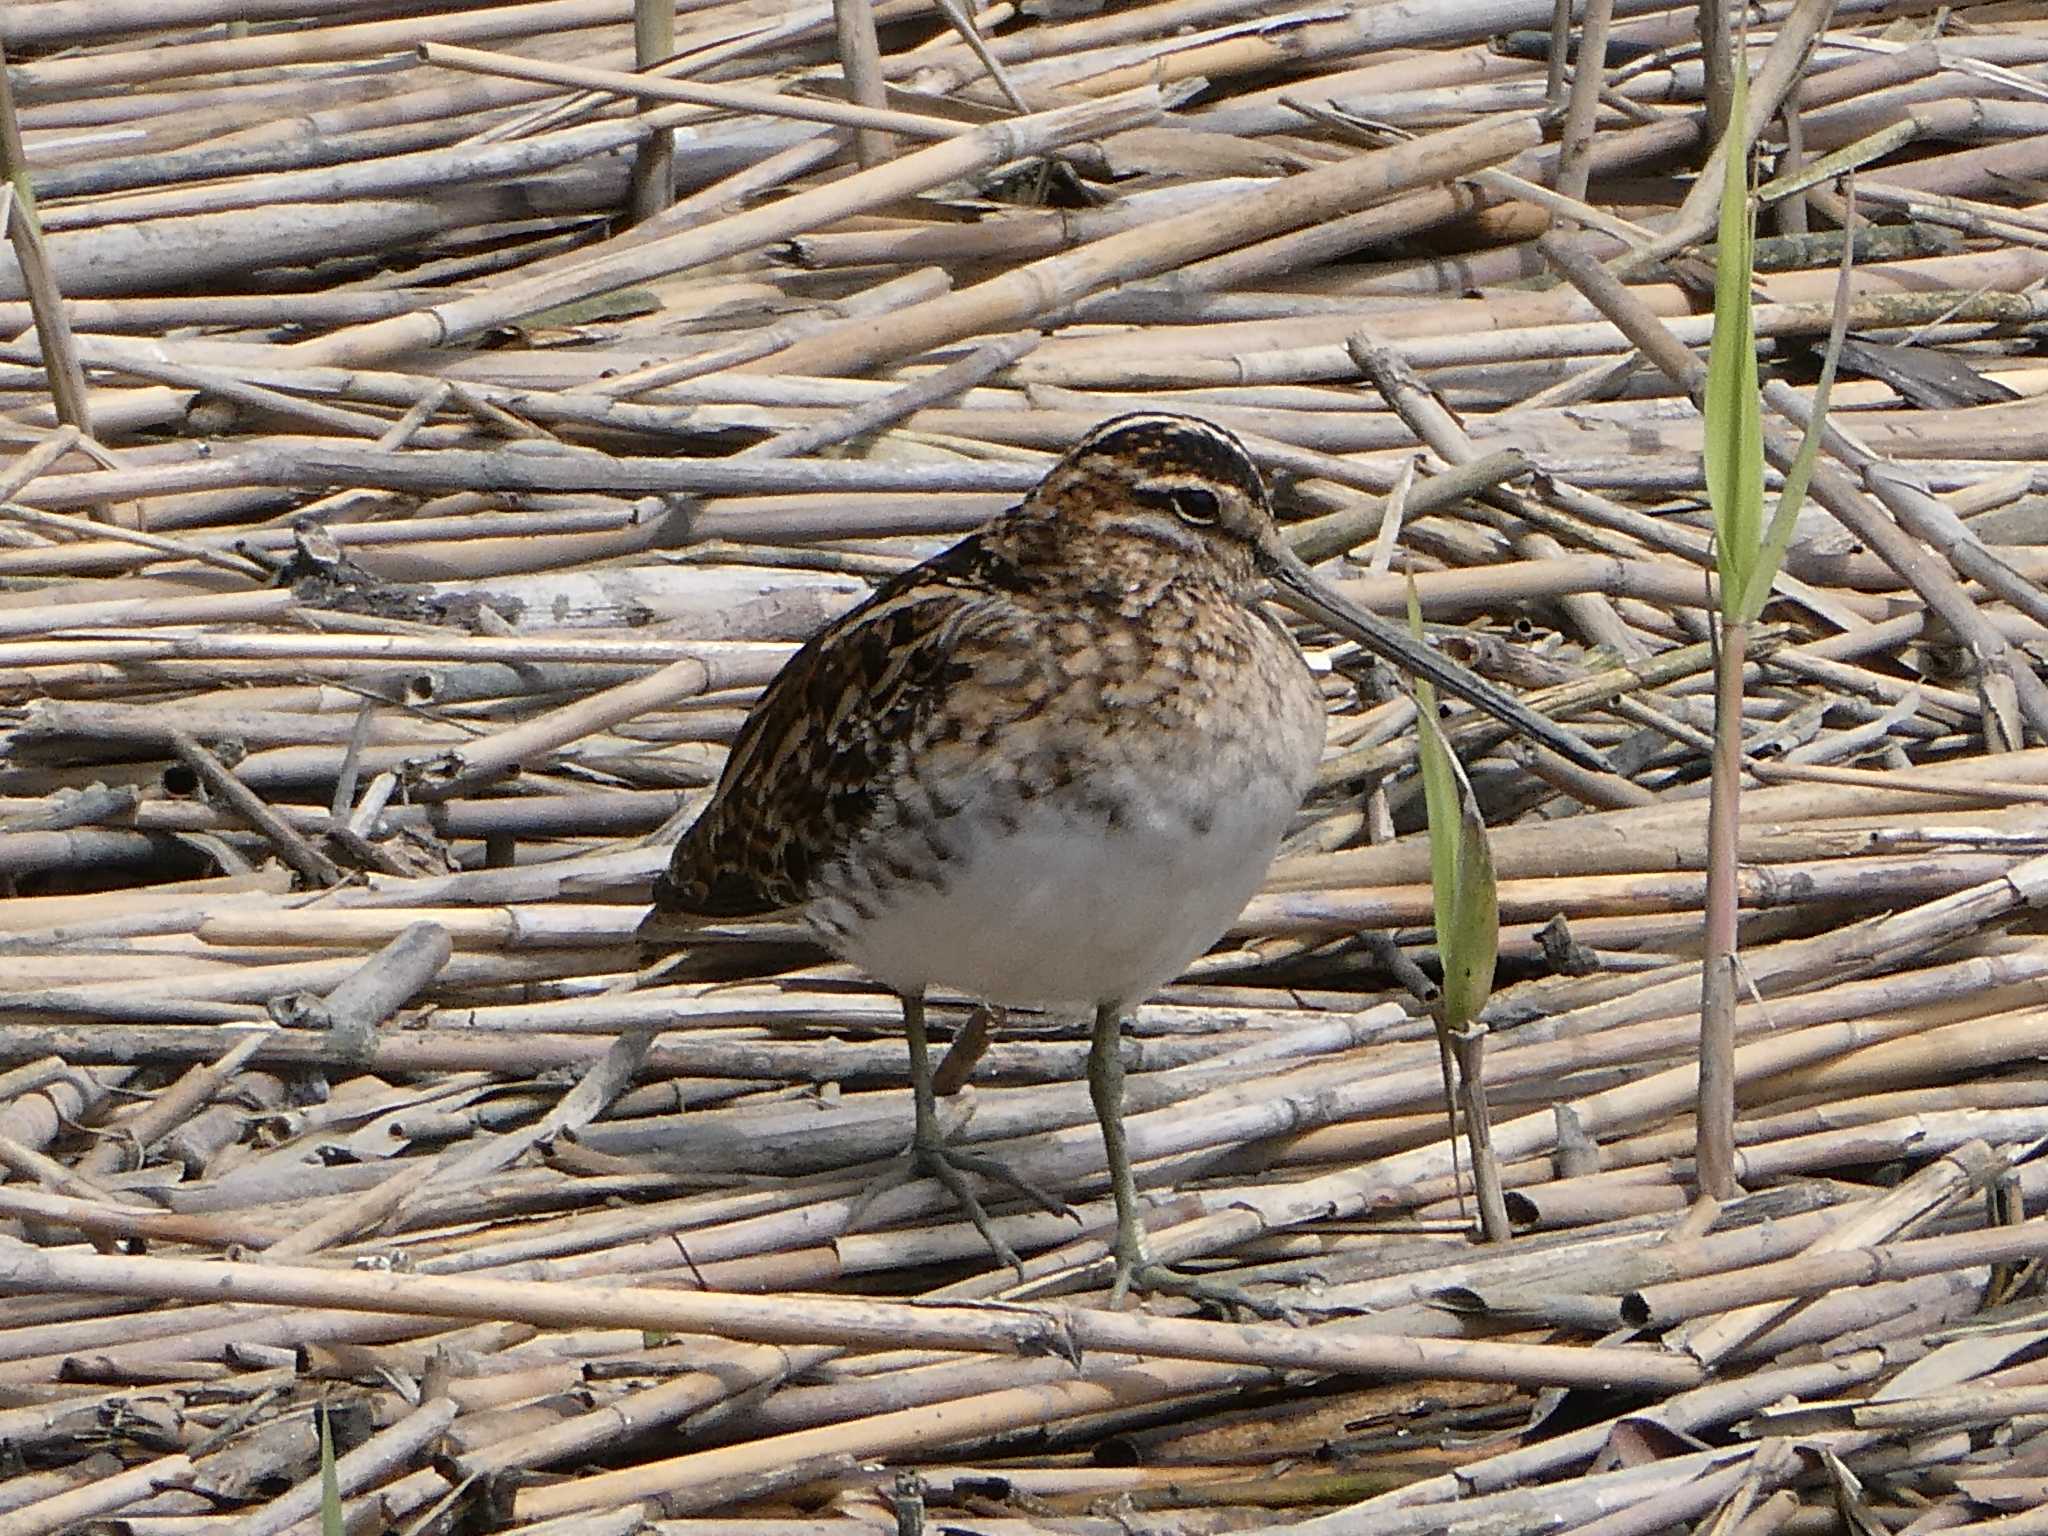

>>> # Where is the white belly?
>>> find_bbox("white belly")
[808,776,1300,1010]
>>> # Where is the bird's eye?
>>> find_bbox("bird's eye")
[1170,486,1220,525]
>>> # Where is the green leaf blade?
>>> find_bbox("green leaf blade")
[1703,59,1765,624]
[1408,583,1499,1032]
[1739,192,1856,624]
[320,1403,344,1536]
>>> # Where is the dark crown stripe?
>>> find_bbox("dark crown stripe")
[1073,412,1265,503]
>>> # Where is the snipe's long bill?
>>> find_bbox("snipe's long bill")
[1259,545,1608,774]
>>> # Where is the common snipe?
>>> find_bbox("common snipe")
[642,412,1602,1300]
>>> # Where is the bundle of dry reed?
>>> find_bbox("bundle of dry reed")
[3,0,2048,1529]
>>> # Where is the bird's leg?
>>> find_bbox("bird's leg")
[1088,1000,1150,1305]
[907,993,1075,1265]
[904,991,1008,1266]
[1089,1001,1286,1318]
[849,992,1071,1276]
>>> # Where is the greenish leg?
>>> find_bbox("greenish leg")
[1089,1000,1286,1318]
[1089,1000,1149,1304]
[904,991,944,1149]
[853,991,1070,1278]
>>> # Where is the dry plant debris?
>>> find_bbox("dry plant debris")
[3,0,2048,1529]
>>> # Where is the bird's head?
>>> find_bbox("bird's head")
[1023,411,1615,775]
[1025,412,1289,595]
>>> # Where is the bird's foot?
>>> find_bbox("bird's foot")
[1108,1230,1293,1321]
[850,1132,1073,1277]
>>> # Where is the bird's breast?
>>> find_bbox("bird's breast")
[801,604,1327,1010]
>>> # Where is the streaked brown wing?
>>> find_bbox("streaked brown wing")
[644,540,1016,924]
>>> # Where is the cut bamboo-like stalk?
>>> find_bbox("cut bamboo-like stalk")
[4,0,2048,1521]
[291,88,1163,368]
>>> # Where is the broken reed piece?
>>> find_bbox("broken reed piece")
[266,920,454,1061]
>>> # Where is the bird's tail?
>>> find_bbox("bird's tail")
[635,872,706,959]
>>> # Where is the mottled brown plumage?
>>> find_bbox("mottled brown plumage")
[654,426,1294,926]
[641,412,1596,1299]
